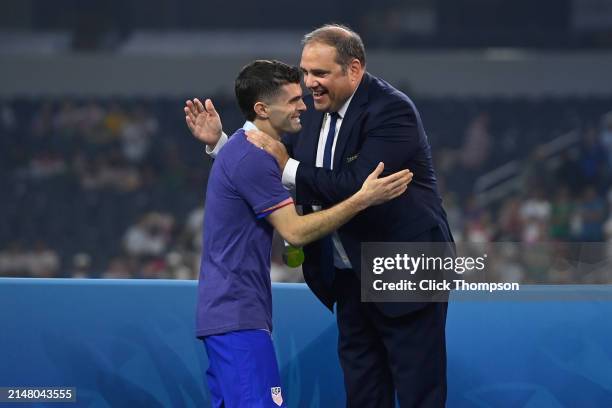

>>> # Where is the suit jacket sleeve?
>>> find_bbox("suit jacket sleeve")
[295,97,424,205]
[281,133,294,158]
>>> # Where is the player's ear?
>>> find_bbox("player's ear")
[254,101,269,119]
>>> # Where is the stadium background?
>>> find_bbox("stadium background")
[1,1,612,407]
[1,0,611,280]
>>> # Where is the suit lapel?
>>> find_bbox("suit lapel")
[332,73,371,169]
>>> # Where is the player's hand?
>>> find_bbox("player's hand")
[246,130,290,171]
[356,162,412,207]
[184,98,223,147]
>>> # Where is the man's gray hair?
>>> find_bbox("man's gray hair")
[302,24,366,71]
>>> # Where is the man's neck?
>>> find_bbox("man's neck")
[335,77,362,116]
[252,119,281,141]
[352,71,365,91]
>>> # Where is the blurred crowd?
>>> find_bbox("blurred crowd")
[440,111,612,245]
[0,94,611,281]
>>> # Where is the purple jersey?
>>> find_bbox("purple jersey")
[196,128,293,338]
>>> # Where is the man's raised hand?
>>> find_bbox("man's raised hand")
[184,98,223,147]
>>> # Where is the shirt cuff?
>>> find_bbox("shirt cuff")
[205,132,228,159]
[282,158,299,190]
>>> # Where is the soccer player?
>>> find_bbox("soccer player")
[191,60,412,408]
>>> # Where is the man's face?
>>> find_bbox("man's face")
[266,83,307,134]
[300,42,355,112]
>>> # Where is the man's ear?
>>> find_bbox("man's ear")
[348,58,363,82]
[254,102,268,119]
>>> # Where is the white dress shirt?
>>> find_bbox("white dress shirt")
[283,92,357,269]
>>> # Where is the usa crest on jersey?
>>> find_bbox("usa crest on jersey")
[271,386,283,406]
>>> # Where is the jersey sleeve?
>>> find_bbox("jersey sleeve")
[233,151,293,218]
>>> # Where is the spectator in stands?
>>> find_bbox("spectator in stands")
[577,185,606,242]
[165,251,194,280]
[498,197,523,241]
[28,241,61,278]
[123,212,175,257]
[549,186,575,241]
[103,102,128,137]
[101,256,134,279]
[120,106,157,163]
[0,241,60,278]
[174,206,206,278]
[459,112,491,170]
[69,253,93,278]
[520,189,551,244]
[578,128,609,191]
[182,206,204,253]
[79,152,142,191]
[140,255,168,279]
[465,210,494,243]
[0,242,28,277]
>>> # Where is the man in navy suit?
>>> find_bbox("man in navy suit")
[185,24,453,408]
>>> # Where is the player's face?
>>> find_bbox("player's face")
[300,42,355,113]
[267,83,307,134]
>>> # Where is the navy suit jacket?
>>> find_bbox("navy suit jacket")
[283,72,453,316]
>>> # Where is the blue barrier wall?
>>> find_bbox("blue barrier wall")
[1,279,611,407]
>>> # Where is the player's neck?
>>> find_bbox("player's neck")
[253,120,281,141]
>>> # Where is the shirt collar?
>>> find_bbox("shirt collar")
[334,87,358,119]
[242,121,258,131]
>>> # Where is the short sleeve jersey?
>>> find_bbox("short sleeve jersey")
[196,128,293,338]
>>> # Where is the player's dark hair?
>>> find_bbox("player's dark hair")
[302,24,366,72]
[235,60,302,121]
